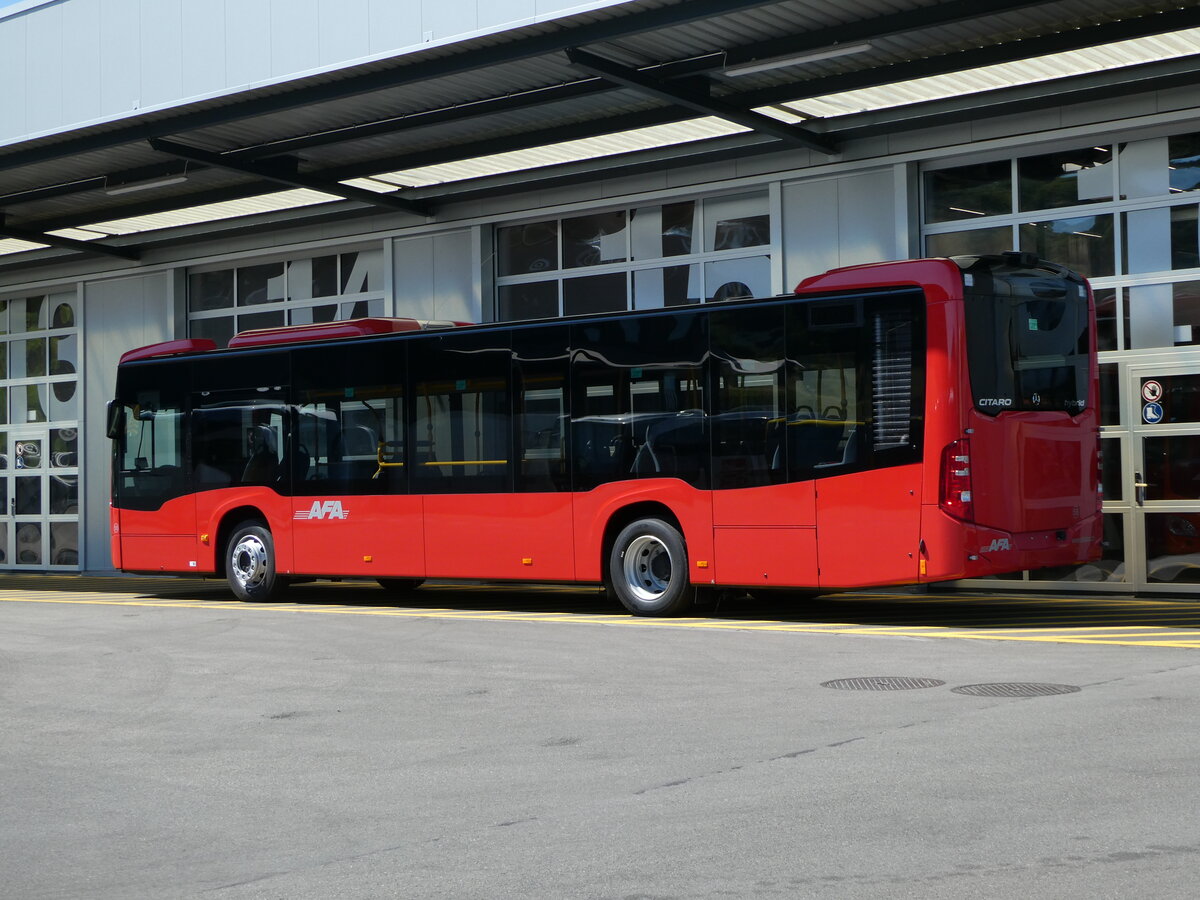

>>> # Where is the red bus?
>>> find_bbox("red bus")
[107,252,1100,615]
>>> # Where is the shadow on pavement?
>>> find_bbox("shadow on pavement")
[6,573,1200,632]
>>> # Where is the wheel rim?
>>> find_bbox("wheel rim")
[231,534,269,590]
[622,535,673,602]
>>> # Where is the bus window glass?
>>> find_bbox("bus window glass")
[513,326,569,492]
[788,300,862,476]
[192,400,286,488]
[571,312,708,490]
[295,394,404,494]
[962,259,1090,416]
[411,333,511,494]
[111,363,188,510]
[293,343,406,495]
[710,305,787,488]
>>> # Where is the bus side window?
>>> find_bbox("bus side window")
[292,342,407,496]
[514,326,570,492]
[787,300,862,477]
[192,402,286,489]
[411,332,512,494]
[571,313,708,490]
[295,393,403,495]
[710,305,786,488]
[115,394,187,506]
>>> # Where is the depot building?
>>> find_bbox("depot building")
[1,0,1198,592]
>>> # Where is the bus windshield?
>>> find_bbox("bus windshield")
[959,255,1090,416]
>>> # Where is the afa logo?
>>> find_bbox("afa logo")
[294,500,350,521]
[981,538,1011,553]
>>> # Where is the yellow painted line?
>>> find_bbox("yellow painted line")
[3,594,1200,648]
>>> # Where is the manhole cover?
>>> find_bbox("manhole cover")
[821,676,945,691]
[951,682,1081,698]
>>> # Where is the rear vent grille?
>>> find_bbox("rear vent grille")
[872,309,913,449]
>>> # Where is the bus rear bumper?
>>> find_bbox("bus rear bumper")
[921,510,1103,582]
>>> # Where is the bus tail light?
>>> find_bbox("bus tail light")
[939,439,974,521]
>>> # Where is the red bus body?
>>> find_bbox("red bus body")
[109,257,1101,605]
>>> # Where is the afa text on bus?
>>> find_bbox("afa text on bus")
[108,253,1101,615]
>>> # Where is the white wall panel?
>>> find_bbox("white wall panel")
[139,0,183,109]
[319,0,369,66]
[393,230,479,323]
[782,169,898,288]
[0,16,28,141]
[478,0,534,31]
[61,0,101,127]
[98,0,140,119]
[181,0,226,98]
[423,0,475,42]
[367,0,423,55]
[836,169,897,266]
[224,0,271,88]
[23,1,63,134]
[270,0,319,81]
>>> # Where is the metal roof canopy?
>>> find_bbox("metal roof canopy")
[1,0,1198,262]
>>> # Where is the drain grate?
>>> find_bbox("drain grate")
[821,676,945,691]
[951,682,1081,698]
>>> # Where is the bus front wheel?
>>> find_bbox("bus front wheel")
[226,522,287,602]
[609,518,691,616]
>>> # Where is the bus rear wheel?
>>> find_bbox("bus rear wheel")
[609,518,691,616]
[226,522,287,602]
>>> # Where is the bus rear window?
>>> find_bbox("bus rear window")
[961,257,1090,416]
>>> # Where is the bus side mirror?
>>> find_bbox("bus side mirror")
[106,401,125,439]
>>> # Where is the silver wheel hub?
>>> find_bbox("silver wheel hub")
[622,535,672,602]
[231,534,269,589]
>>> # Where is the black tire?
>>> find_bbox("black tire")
[226,522,287,602]
[377,578,425,593]
[608,518,692,616]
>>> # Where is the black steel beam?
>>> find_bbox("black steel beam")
[0,160,202,208]
[147,138,432,217]
[565,47,837,154]
[720,0,1070,71]
[0,214,140,260]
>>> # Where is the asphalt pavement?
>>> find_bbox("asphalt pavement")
[3,576,1200,899]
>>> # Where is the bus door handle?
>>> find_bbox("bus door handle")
[1134,472,1149,507]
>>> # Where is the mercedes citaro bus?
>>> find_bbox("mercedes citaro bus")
[108,253,1100,615]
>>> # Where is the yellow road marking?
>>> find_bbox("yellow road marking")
[3,592,1200,648]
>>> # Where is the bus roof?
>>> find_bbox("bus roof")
[119,316,469,363]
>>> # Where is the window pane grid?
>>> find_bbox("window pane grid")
[496,192,772,322]
[187,248,385,347]
[922,130,1200,354]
